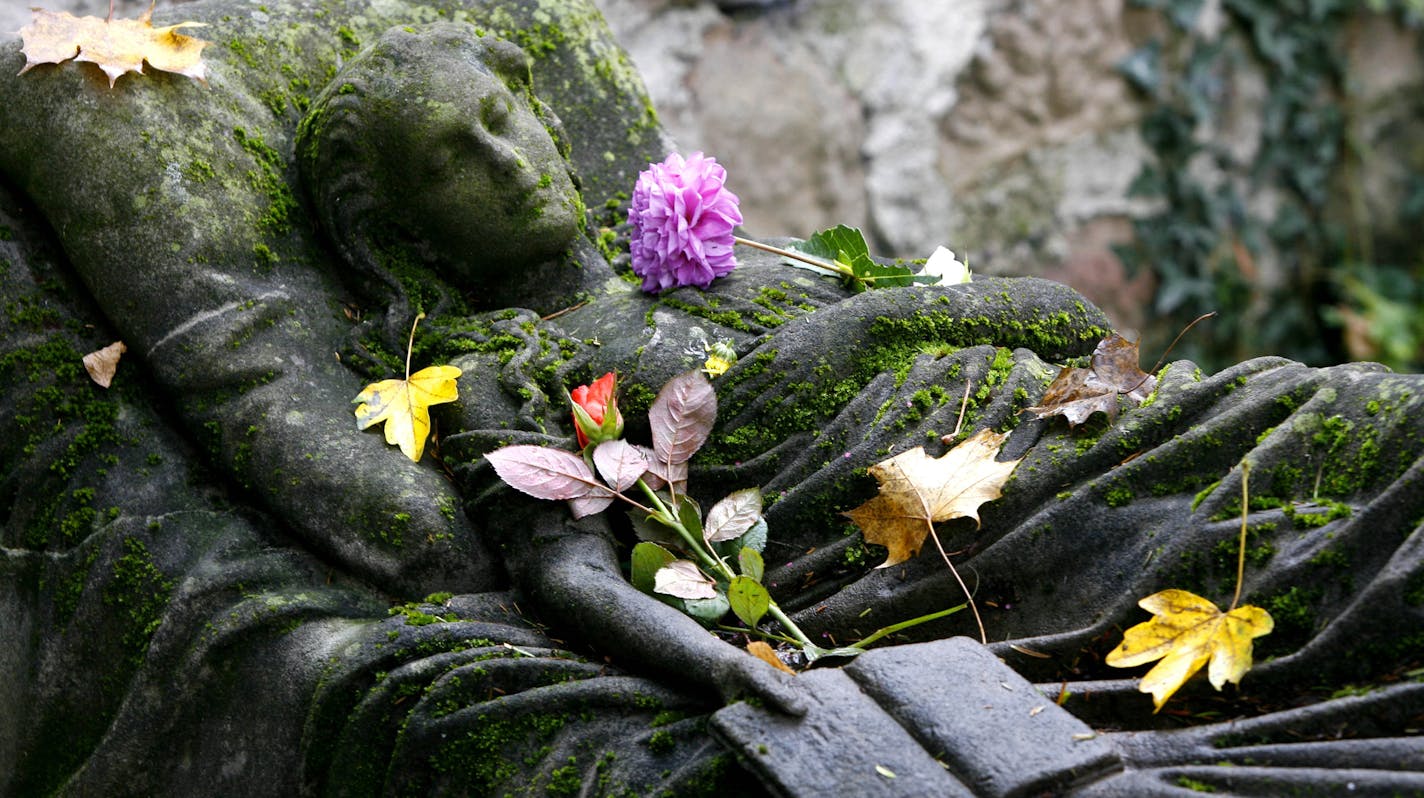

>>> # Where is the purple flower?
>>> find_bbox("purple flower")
[628,152,742,293]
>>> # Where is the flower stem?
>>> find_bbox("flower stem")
[733,236,853,278]
[1230,461,1251,612]
[636,478,725,575]
[850,604,966,650]
[636,477,818,649]
[766,603,816,649]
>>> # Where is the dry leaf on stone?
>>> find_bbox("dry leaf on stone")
[1024,333,1157,427]
[352,365,461,462]
[1105,588,1273,712]
[746,641,796,675]
[82,340,126,387]
[845,428,1020,568]
[18,2,210,88]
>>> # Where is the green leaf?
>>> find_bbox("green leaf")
[738,547,764,583]
[803,644,865,663]
[786,225,920,292]
[683,592,730,625]
[631,541,676,594]
[629,509,682,548]
[728,575,770,627]
[678,499,704,542]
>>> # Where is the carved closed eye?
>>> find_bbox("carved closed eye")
[479,96,512,135]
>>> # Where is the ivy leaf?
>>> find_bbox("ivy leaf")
[653,560,718,600]
[845,429,1021,568]
[704,488,763,544]
[19,2,210,88]
[485,445,610,502]
[354,365,462,462]
[648,370,717,467]
[728,575,771,627]
[1024,333,1157,427]
[592,439,648,492]
[1105,588,1274,712]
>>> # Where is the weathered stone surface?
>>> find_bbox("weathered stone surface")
[712,667,974,797]
[3,1,1424,796]
[845,637,1121,798]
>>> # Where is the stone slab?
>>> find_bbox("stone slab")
[711,667,972,798]
[845,637,1122,797]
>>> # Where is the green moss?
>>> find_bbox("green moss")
[1284,500,1352,529]
[231,126,298,244]
[1103,485,1135,508]
[1404,572,1424,606]
[547,758,583,796]
[429,711,569,790]
[1175,776,1217,792]
[103,537,174,667]
[645,729,676,754]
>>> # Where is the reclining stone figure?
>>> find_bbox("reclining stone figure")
[1,2,1420,795]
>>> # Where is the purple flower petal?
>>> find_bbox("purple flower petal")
[628,152,741,293]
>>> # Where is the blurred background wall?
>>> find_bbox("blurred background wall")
[595,0,1424,373]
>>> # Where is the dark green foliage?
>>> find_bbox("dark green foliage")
[1119,0,1424,372]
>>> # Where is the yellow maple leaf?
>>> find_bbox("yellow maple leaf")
[845,428,1021,567]
[1105,588,1273,712]
[353,365,462,462]
[18,2,210,88]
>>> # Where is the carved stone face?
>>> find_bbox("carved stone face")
[304,24,582,290]
[387,37,582,283]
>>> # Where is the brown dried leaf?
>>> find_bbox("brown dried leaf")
[845,429,1020,568]
[18,2,210,88]
[1024,333,1156,427]
[746,641,796,675]
[82,340,126,388]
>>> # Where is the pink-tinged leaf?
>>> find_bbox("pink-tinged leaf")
[593,439,648,492]
[649,370,717,466]
[633,445,666,490]
[645,458,689,495]
[486,445,607,501]
[704,488,764,543]
[653,559,719,600]
[569,494,615,519]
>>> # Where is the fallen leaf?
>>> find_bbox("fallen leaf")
[19,2,210,88]
[746,641,796,675]
[845,428,1021,567]
[82,340,126,387]
[1024,333,1157,427]
[653,559,718,600]
[1105,588,1273,712]
[353,365,461,462]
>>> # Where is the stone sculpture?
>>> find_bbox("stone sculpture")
[0,2,1420,796]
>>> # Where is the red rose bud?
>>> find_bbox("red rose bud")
[569,372,624,448]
